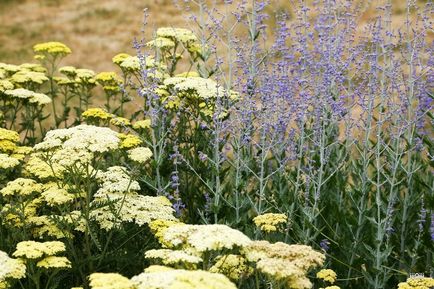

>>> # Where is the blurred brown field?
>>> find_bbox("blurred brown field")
[0,0,425,72]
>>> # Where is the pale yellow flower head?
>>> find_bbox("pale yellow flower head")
[132,119,152,130]
[145,249,202,267]
[131,266,237,289]
[111,117,131,127]
[156,27,198,45]
[0,153,20,169]
[146,37,176,50]
[4,88,51,106]
[0,251,26,284]
[209,254,253,281]
[398,277,434,289]
[11,70,48,85]
[127,147,153,163]
[0,128,19,143]
[13,241,66,259]
[89,273,135,289]
[0,178,43,197]
[0,79,14,92]
[160,224,251,254]
[36,256,72,269]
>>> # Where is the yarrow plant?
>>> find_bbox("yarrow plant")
[0,1,433,289]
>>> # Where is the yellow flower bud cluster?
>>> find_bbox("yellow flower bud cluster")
[253,213,288,233]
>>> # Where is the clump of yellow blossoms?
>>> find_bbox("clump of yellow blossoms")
[146,37,176,50]
[156,27,198,46]
[13,241,66,259]
[0,251,26,289]
[0,178,43,197]
[82,108,113,121]
[132,119,152,130]
[127,147,153,163]
[10,70,48,86]
[0,154,19,169]
[36,256,71,269]
[131,265,237,289]
[209,254,252,281]
[33,41,72,56]
[145,249,202,268]
[158,224,252,254]
[89,273,135,289]
[111,117,131,127]
[112,53,131,66]
[96,71,121,92]
[243,240,325,289]
[316,269,337,284]
[118,133,141,148]
[398,277,434,289]
[253,213,288,233]
[91,166,176,230]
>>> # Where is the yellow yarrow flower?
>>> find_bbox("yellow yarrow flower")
[111,117,131,127]
[0,251,26,284]
[33,41,71,56]
[398,277,434,289]
[89,273,135,289]
[0,153,20,169]
[131,266,237,289]
[0,140,18,153]
[0,79,14,92]
[319,286,340,289]
[127,147,153,163]
[36,256,72,269]
[145,249,202,267]
[118,134,141,149]
[132,119,151,130]
[317,269,337,284]
[0,178,43,197]
[82,108,113,120]
[11,70,48,85]
[253,213,288,233]
[13,241,66,259]
[146,37,176,50]
[112,53,131,65]
[0,128,19,142]
[209,254,253,281]
[59,66,77,78]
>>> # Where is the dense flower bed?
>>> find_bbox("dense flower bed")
[0,1,433,289]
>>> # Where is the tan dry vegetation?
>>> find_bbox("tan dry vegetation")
[0,0,417,71]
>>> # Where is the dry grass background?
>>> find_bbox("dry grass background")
[0,0,417,73]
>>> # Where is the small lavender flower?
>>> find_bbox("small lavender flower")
[320,239,330,252]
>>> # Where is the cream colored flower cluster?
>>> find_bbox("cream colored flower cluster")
[13,241,71,270]
[0,250,26,289]
[145,249,203,267]
[131,265,237,289]
[158,223,252,253]
[243,241,325,289]
[397,277,434,289]
[91,166,176,230]
[209,254,253,281]
[156,27,198,46]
